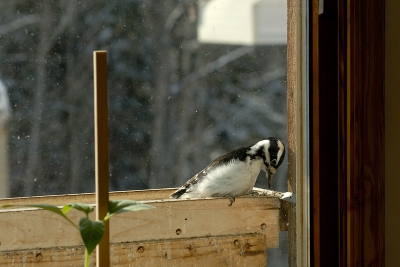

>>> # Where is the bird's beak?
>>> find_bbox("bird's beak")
[267,166,276,190]
[269,166,276,174]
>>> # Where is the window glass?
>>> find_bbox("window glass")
[0,0,288,197]
[0,0,290,265]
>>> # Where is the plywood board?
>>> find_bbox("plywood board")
[0,195,280,252]
[1,233,267,266]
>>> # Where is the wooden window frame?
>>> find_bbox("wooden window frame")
[337,0,385,265]
[288,0,385,266]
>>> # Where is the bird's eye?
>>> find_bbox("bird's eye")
[271,159,277,165]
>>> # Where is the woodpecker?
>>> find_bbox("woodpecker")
[170,137,285,206]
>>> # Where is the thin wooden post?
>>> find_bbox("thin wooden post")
[93,51,109,266]
[286,0,299,266]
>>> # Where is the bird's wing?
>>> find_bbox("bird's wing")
[169,166,210,198]
[170,146,250,198]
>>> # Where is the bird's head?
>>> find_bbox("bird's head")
[250,137,285,169]
[265,137,285,171]
[250,137,286,189]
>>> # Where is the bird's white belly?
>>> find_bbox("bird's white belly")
[182,158,264,198]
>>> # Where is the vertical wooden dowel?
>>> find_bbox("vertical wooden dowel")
[93,51,110,266]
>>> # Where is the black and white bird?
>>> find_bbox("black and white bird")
[170,137,285,206]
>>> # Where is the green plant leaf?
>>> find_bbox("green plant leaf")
[104,200,155,221]
[1,204,78,230]
[65,203,95,217]
[61,205,73,214]
[79,217,105,255]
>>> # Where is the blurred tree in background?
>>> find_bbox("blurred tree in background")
[0,0,287,197]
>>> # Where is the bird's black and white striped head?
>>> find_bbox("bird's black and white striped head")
[249,137,285,169]
[248,137,285,188]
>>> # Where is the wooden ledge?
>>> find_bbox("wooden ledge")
[1,233,268,266]
[0,189,282,266]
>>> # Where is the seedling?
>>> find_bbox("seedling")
[2,200,154,266]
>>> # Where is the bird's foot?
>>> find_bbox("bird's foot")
[226,195,235,206]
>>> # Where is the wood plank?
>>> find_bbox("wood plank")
[385,1,400,266]
[338,0,348,265]
[0,234,267,267]
[286,0,299,266]
[311,0,339,266]
[339,0,385,266]
[0,188,176,207]
[0,197,280,252]
[93,50,110,266]
[0,188,288,232]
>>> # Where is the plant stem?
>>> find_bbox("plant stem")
[85,248,90,267]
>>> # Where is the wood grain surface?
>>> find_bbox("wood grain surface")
[338,0,385,266]
[1,233,268,267]
[0,193,280,266]
[93,50,110,267]
[286,0,299,265]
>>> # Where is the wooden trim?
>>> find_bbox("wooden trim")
[311,0,321,264]
[312,0,385,266]
[338,0,348,265]
[286,0,299,266]
[93,51,110,266]
[311,0,339,266]
[338,0,385,266]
